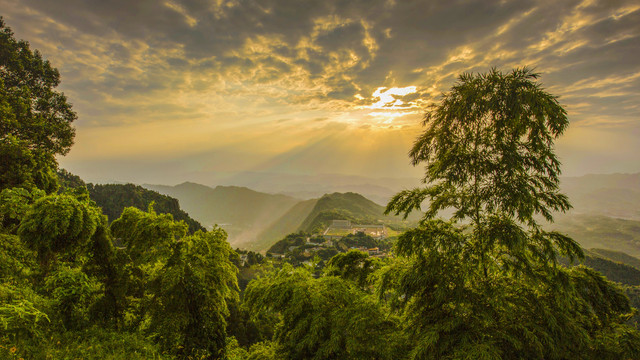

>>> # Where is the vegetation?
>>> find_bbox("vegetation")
[256,192,418,252]
[1,17,75,194]
[382,68,640,358]
[0,21,237,359]
[146,182,299,247]
[87,183,205,234]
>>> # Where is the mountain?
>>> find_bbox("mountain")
[253,198,319,252]
[143,182,299,247]
[560,173,640,220]
[217,172,420,206]
[297,192,389,232]
[87,183,205,234]
[251,192,420,252]
[581,249,640,286]
[549,213,640,258]
[57,170,205,234]
[589,248,640,270]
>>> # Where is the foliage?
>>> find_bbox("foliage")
[0,18,76,156]
[0,135,58,193]
[18,193,103,270]
[57,168,86,192]
[335,232,389,251]
[267,232,312,254]
[0,185,45,233]
[16,327,172,360]
[378,224,639,358]
[0,234,36,281]
[226,337,281,360]
[0,282,49,341]
[0,18,75,193]
[148,229,238,359]
[110,205,187,265]
[382,68,640,359]
[0,20,245,360]
[44,265,100,330]
[389,68,571,225]
[88,183,205,234]
[245,265,406,360]
[324,250,382,289]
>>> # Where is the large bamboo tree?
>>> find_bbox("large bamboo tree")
[382,68,640,359]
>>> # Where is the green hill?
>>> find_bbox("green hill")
[144,182,299,247]
[57,170,205,234]
[252,192,420,252]
[579,250,640,286]
[549,214,640,258]
[87,183,205,234]
[297,192,388,232]
[253,198,318,252]
[589,248,640,270]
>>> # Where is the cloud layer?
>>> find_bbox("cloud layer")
[2,0,639,182]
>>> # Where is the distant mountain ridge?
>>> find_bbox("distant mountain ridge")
[251,192,414,252]
[138,172,640,253]
[560,173,640,220]
[143,182,300,247]
[142,182,420,251]
[87,183,205,234]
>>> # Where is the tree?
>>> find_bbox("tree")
[381,68,640,359]
[324,250,382,289]
[149,229,238,359]
[0,18,76,155]
[18,193,102,271]
[245,265,407,360]
[1,18,76,192]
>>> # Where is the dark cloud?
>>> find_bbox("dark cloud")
[1,0,639,179]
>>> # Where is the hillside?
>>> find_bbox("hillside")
[581,249,640,286]
[589,248,640,270]
[252,198,319,252]
[251,192,420,252]
[560,173,640,220]
[87,183,205,234]
[57,171,205,234]
[550,213,640,258]
[297,192,388,232]
[144,182,299,247]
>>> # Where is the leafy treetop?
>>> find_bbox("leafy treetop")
[388,67,570,227]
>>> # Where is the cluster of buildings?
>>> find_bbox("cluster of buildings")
[322,220,387,241]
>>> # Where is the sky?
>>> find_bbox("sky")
[2,0,640,185]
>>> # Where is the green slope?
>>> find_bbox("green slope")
[253,192,420,252]
[549,213,640,258]
[57,171,205,234]
[252,198,318,252]
[144,182,299,246]
[589,248,640,270]
[579,250,640,286]
[87,183,205,234]
[297,192,388,232]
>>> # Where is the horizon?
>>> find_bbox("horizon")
[2,0,639,184]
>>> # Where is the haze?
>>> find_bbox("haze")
[2,0,639,185]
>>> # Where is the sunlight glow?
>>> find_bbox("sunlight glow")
[367,86,417,109]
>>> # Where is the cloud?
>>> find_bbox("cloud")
[1,0,639,181]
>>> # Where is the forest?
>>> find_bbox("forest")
[2,18,640,360]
